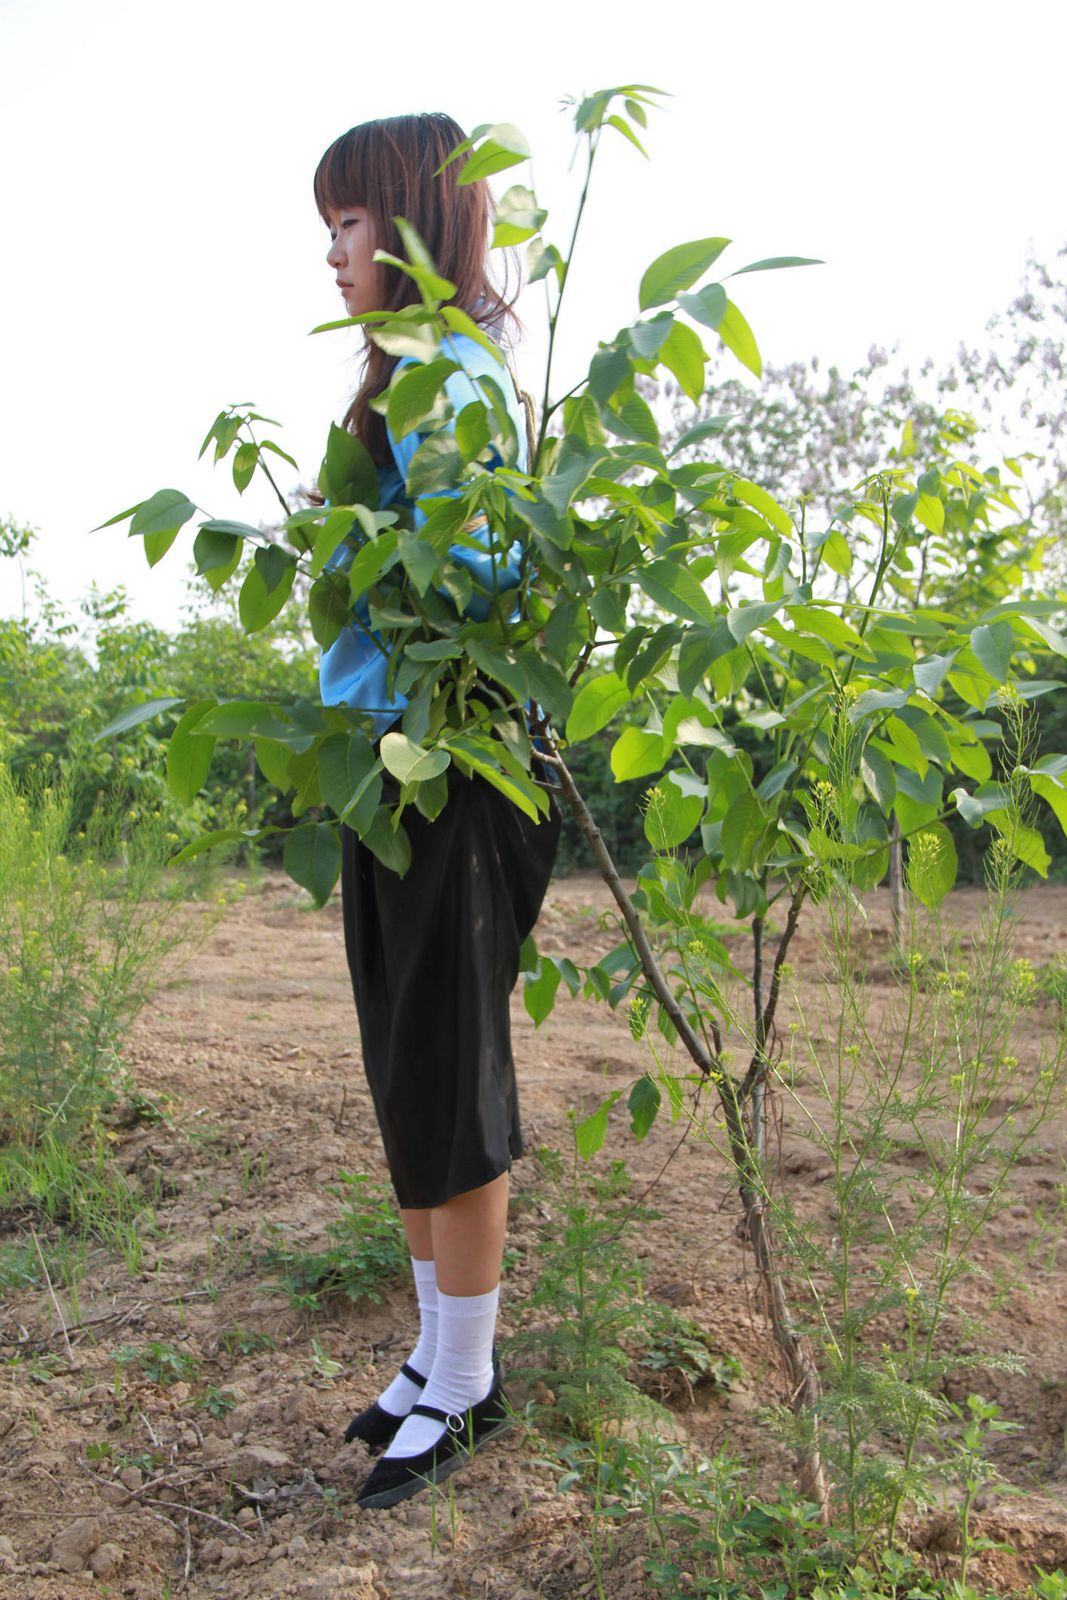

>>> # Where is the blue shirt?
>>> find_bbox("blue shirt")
[319,327,533,741]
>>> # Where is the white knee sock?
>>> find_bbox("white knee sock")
[382,1283,499,1458]
[376,1254,438,1417]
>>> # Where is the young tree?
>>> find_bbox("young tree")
[92,87,1067,1516]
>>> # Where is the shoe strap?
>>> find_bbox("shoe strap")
[400,1361,428,1386]
[409,1400,469,1433]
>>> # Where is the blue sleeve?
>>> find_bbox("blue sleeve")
[386,360,526,618]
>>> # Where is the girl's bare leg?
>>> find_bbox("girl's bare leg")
[399,1168,509,1292]
[400,1208,433,1262]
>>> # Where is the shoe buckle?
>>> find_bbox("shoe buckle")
[445,1410,466,1435]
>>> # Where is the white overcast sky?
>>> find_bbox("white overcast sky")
[2,0,1064,637]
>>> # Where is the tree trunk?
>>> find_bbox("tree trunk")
[535,729,831,1522]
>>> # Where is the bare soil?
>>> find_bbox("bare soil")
[1,871,1065,1599]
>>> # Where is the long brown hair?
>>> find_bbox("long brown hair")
[314,112,525,472]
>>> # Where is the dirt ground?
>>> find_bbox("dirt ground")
[1,867,1066,1599]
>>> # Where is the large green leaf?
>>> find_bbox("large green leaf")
[1031,773,1067,837]
[1017,615,1067,657]
[849,688,910,721]
[129,488,197,541]
[454,400,491,463]
[574,1091,623,1159]
[362,807,413,876]
[951,784,1009,828]
[444,733,547,822]
[196,700,301,740]
[193,526,242,592]
[677,621,736,696]
[726,600,781,643]
[948,734,993,783]
[728,255,823,276]
[349,529,400,602]
[319,730,381,833]
[519,650,574,722]
[657,320,708,403]
[915,490,944,535]
[387,357,459,441]
[716,298,762,377]
[637,560,716,625]
[638,238,730,310]
[492,183,548,247]
[788,604,865,653]
[990,815,1050,876]
[406,434,464,497]
[667,416,733,458]
[969,621,1012,684]
[238,551,296,632]
[860,746,896,813]
[283,822,342,909]
[588,345,632,405]
[603,393,660,445]
[566,672,632,741]
[396,531,438,596]
[306,507,366,576]
[677,281,727,329]
[524,957,562,1027]
[894,765,942,832]
[371,252,455,305]
[440,305,509,364]
[644,773,704,849]
[167,828,248,865]
[380,731,451,784]
[322,422,379,508]
[367,319,442,363]
[166,700,217,805]
[92,696,185,744]
[253,737,295,793]
[625,621,685,692]
[465,639,527,704]
[308,573,352,650]
[194,524,247,563]
[451,122,530,185]
[628,311,675,358]
[610,725,665,781]
[913,650,957,696]
[822,530,853,576]
[628,1075,661,1139]
[720,790,764,869]
[730,479,793,538]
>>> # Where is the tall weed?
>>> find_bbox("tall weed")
[0,750,218,1145]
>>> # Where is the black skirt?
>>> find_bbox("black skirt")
[340,744,563,1208]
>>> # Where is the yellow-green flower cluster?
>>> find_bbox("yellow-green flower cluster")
[1007,958,1036,1002]
[628,991,651,1041]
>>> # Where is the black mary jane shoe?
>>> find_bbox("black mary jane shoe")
[343,1345,501,1455]
[343,1361,429,1452]
[355,1359,513,1510]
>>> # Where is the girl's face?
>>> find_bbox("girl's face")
[324,203,380,315]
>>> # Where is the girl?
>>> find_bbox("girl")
[314,112,563,1510]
